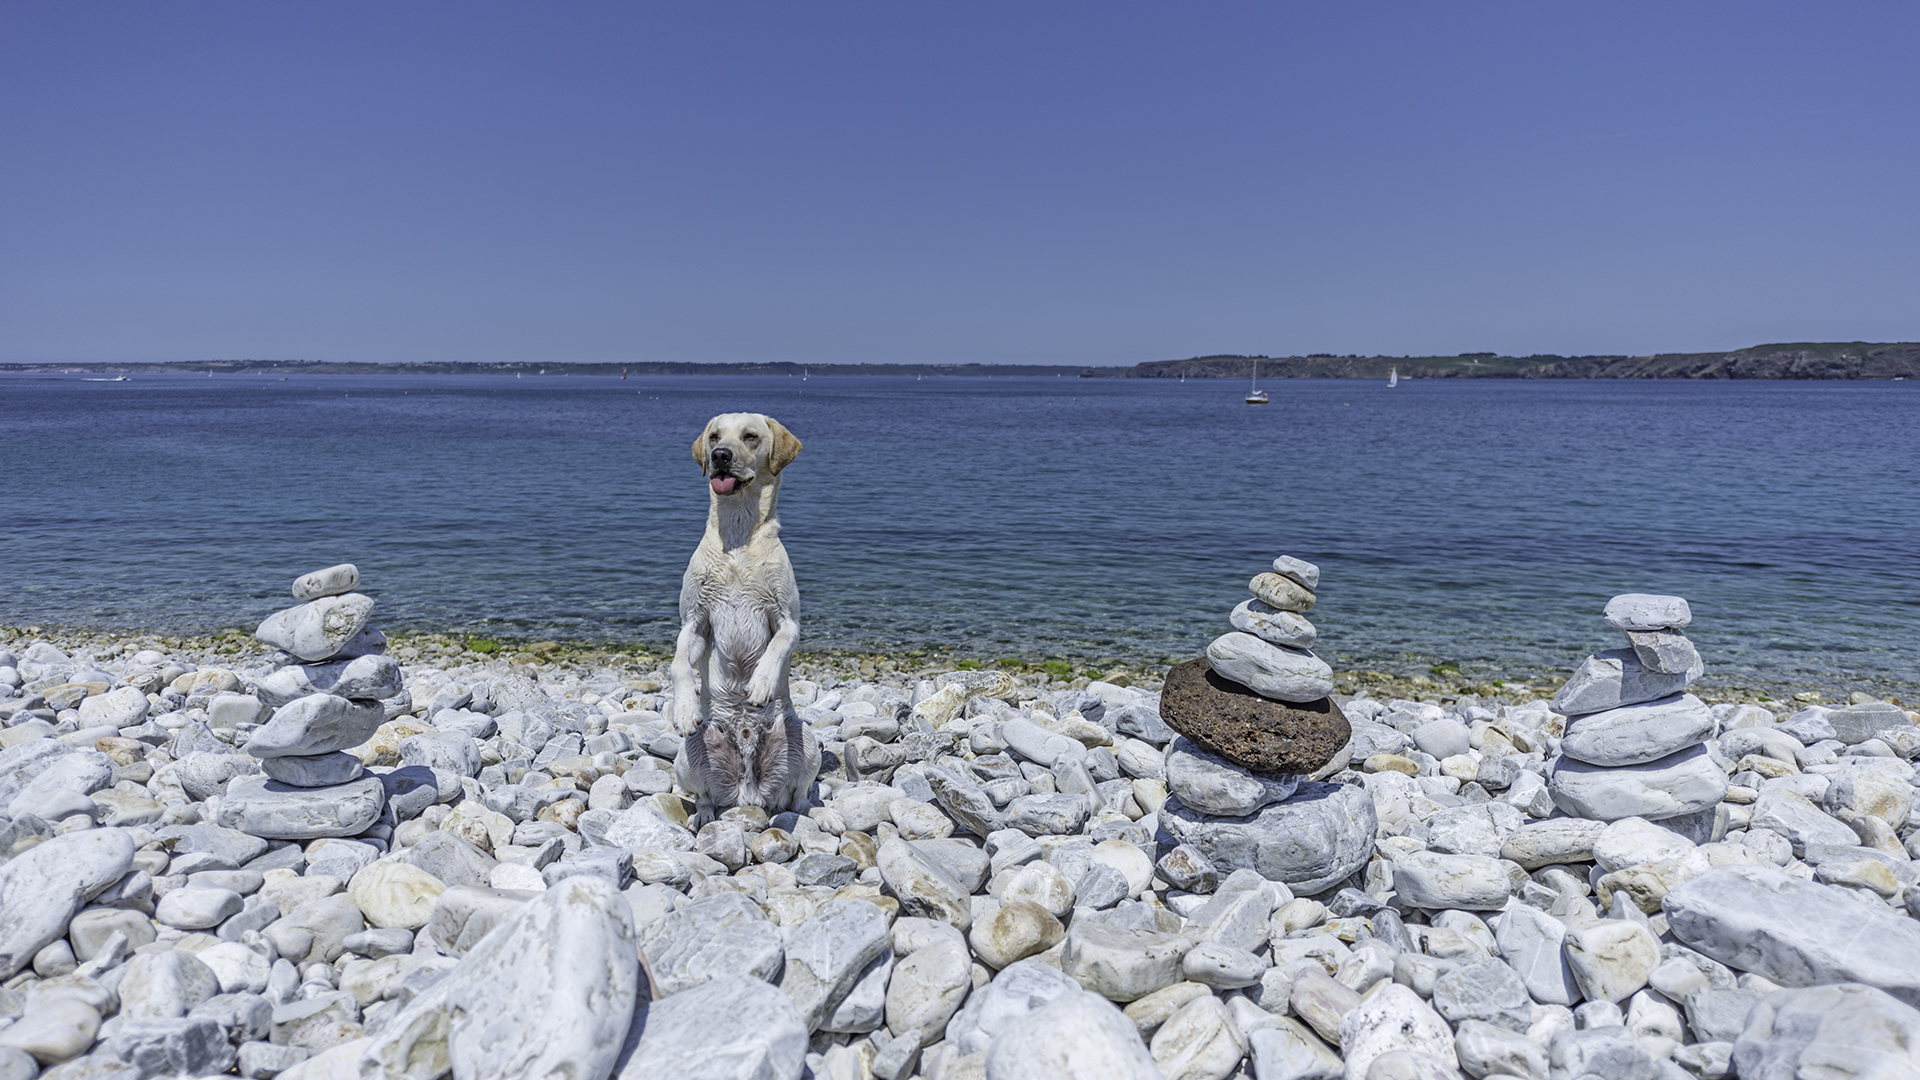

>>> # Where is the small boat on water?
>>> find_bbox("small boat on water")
[1246,361,1268,404]
[1389,366,1399,388]
[82,375,129,382]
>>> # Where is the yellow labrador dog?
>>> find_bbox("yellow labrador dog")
[671,412,820,825]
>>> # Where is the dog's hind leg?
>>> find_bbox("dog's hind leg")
[674,735,726,828]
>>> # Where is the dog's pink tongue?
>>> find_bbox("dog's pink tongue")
[710,476,737,494]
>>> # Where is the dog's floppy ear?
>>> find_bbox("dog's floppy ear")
[766,418,802,475]
[691,420,712,472]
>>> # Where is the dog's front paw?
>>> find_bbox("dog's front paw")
[746,673,777,707]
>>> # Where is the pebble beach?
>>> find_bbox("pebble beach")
[2,562,1919,1080]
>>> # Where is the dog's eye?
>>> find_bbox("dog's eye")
[709,432,720,440]
[744,433,759,442]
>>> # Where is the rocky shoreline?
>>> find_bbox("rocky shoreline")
[2,567,1919,1080]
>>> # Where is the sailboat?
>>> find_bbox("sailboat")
[1388,366,1399,388]
[1245,361,1268,404]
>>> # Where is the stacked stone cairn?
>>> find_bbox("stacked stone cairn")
[1545,594,1729,829]
[224,564,406,841]
[1155,556,1377,896]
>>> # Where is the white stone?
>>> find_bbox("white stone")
[1602,594,1691,631]
[259,751,366,787]
[348,860,447,929]
[78,686,150,728]
[1559,693,1715,767]
[155,885,244,930]
[1160,781,1375,895]
[119,949,221,1018]
[1091,839,1155,898]
[1061,921,1192,1002]
[879,837,973,931]
[254,593,376,662]
[1249,573,1315,613]
[0,828,135,979]
[1337,983,1458,1080]
[983,989,1164,1080]
[1731,983,1920,1080]
[1547,744,1727,822]
[196,940,273,994]
[1663,864,1920,1006]
[1150,993,1245,1080]
[292,563,360,601]
[0,997,101,1065]
[635,891,785,996]
[612,975,808,1080]
[944,959,1082,1057]
[1551,649,1701,716]
[1562,919,1658,1004]
[1592,817,1696,873]
[1206,633,1333,704]
[886,938,973,1047]
[244,693,385,758]
[1493,902,1579,1007]
[1499,818,1607,868]
[217,774,387,839]
[780,898,892,1032]
[254,654,403,708]
[1229,600,1317,649]
[1391,851,1511,911]
[341,875,641,1080]
[1165,738,1299,816]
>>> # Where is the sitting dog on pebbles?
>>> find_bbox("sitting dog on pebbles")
[671,412,820,825]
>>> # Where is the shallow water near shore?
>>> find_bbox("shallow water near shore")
[2,372,1916,696]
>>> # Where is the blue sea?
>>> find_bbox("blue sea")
[2,372,1915,696]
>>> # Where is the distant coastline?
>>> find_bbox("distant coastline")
[2,340,1916,379]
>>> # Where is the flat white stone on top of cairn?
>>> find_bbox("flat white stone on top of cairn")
[1546,592,1726,824]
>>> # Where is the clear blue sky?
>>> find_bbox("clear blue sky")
[3,3,1915,364]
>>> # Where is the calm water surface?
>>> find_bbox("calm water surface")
[2,373,1915,695]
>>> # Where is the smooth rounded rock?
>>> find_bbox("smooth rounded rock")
[259,751,366,788]
[1391,851,1511,911]
[0,827,135,979]
[1338,983,1458,1080]
[216,774,387,839]
[1159,780,1375,895]
[1603,593,1691,631]
[886,938,973,1049]
[1164,737,1299,817]
[1548,743,1727,822]
[1560,693,1715,767]
[244,693,385,759]
[970,900,1065,970]
[0,997,101,1064]
[1061,921,1192,1002]
[1248,572,1315,613]
[612,975,807,1080]
[1732,982,1920,1080]
[983,988,1163,1080]
[1158,659,1349,774]
[1663,864,1920,1007]
[1206,633,1333,704]
[348,860,447,930]
[253,593,375,662]
[1228,600,1317,648]
[1563,919,1659,1004]
[292,564,360,601]
[1552,649,1701,716]
[155,885,244,930]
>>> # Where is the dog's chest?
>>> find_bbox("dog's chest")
[697,551,779,657]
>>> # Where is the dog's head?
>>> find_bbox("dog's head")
[692,412,801,496]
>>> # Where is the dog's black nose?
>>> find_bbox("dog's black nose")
[710,446,733,467]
